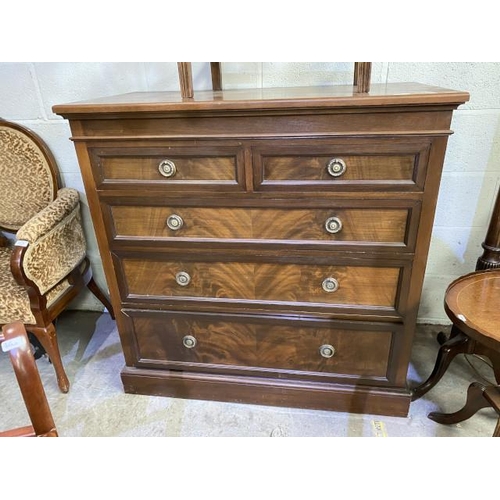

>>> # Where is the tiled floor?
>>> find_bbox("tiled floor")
[1,310,498,437]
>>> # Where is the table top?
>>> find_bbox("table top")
[52,82,470,117]
[445,270,500,348]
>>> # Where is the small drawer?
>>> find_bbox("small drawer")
[253,139,430,192]
[89,144,245,191]
[125,309,395,380]
[117,256,402,312]
[108,204,413,249]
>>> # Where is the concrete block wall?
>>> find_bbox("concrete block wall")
[1,62,499,322]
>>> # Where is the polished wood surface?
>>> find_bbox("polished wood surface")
[54,82,468,416]
[263,154,414,182]
[53,83,469,115]
[110,205,409,245]
[129,310,392,378]
[0,322,57,437]
[120,258,401,307]
[428,381,500,436]
[99,152,238,182]
[444,270,500,347]
[413,270,500,435]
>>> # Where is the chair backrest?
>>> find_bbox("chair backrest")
[0,120,59,232]
[0,321,58,437]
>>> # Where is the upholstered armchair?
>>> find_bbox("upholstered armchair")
[0,119,114,393]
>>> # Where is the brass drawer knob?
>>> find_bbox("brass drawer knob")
[325,216,342,234]
[183,335,197,349]
[167,214,184,231]
[319,344,335,358]
[175,271,191,286]
[326,158,346,178]
[158,159,177,178]
[322,277,339,293]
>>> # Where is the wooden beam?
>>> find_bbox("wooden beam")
[354,62,372,93]
[210,62,222,91]
[177,62,194,98]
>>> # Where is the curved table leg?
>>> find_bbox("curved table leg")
[437,325,462,346]
[473,345,500,385]
[411,331,472,401]
[428,382,491,425]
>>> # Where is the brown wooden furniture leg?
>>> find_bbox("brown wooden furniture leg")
[483,386,500,437]
[29,323,70,393]
[428,382,491,425]
[87,276,115,319]
[0,321,58,437]
[411,330,472,401]
[474,344,500,384]
[493,419,500,437]
[437,324,462,346]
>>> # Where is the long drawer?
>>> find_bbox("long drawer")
[107,204,416,249]
[124,309,399,382]
[115,254,405,313]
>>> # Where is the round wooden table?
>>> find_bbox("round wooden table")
[426,270,500,436]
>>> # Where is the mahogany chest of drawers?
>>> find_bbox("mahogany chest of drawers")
[54,83,468,416]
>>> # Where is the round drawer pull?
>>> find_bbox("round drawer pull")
[319,344,335,358]
[325,216,342,234]
[326,158,347,178]
[158,159,177,178]
[322,277,339,293]
[166,214,184,231]
[175,271,191,286]
[182,335,197,349]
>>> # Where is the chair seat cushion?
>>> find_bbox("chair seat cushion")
[0,246,36,324]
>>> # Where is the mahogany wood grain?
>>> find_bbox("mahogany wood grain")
[129,311,392,378]
[110,205,410,245]
[262,154,414,182]
[253,136,431,192]
[100,154,237,182]
[120,258,401,308]
[54,82,468,416]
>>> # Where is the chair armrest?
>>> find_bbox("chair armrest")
[16,187,80,243]
[14,188,86,294]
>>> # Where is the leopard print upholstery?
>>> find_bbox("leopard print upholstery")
[21,198,86,294]
[0,124,56,231]
[0,245,76,325]
[17,187,80,243]
[0,122,88,327]
[0,246,36,324]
